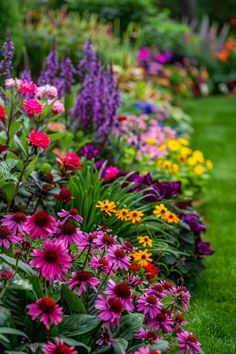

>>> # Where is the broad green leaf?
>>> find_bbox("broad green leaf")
[0,254,35,275]
[0,327,28,338]
[61,284,86,314]
[115,313,144,341]
[60,314,101,336]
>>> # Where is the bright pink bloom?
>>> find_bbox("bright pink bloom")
[0,225,21,248]
[137,47,152,60]
[146,283,165,300]
[29,130,50,150]
[23,99,43,117]
[0,268,15,281]
[137,293,161,318]
[74,231,98,251]
[62,152,81,169]
[134,347,161,354]
[1,211,26,233]
[36,85,58,99]
[146,311,174,333]
[24,210,56,239]
[177,330,201,354]
[27,297,63,330]
[95,295,123,327]
[89,254,111,275]
[43,338,77,354]
[104,166,120,180]
[171,286,191,312]
[158,280,174,294]
[30,241,71,284]
[57,208,83,223]
[106,245,130,271]
[94,232,117,250]
[134,328,161,344]
[53,221,84,247]
[104,280,134,312]
[51,100,65,114]
[18,80,37,96]
[67,270,99,296]
[0,104,6,122]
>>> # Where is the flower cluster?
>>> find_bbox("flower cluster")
[96,200,144,224]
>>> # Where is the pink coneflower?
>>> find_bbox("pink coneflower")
[106,246,130,271]
[23,99,43,117]
[173,313,187,327]
[67,270,99,296]
[57,208,83,223]
[24,210,56,239]
[134,328,161,344]
[137,293,161,318]
[18,80,37,96]
[94,232,117,250]
[158,280,174,294]
[104,166,120,180]
[146,283,165,300]
[29,130,50,150]
[146,311,173,333]
[172,286,191,312]
[0,104,6,122]
[36,85,58,99]
[0,268,15,281]
[104,280,134,312]
[0,224,21,248]
[96,326,118,346]
[134,347,161,354]
[53,221,83,247]
[62,152,81,170]
[126,273,143,288]
[89,254,111,275]
[30,241,71,284]
[27,297,63,330]
[55,187,73,204]
[122,240,135,253]
[51,100,65,114]
[74,231,98,251]
[1,211,26,233]
[43,338,77,354]
[177,330,201,354]
[95,295,123,327]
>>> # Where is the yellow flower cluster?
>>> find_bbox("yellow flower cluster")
[187,150,213,175]
[96,200,144,224]
[153,203,180,224]
[157,159,179,174]
[132,249,152,267]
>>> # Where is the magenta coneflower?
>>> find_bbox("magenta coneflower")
[126,273,143,288]
[104,280,134,312]
[89,254,111,275]
[158,280,174,293]
[1,211,27,233]
[67,270,99,296]
[0,268,15,281]
[122,240,136,253]
[30,241,72,284]
[106,246,130,271]
[53,221,84,247]
[74,231,97,251]
[27,297,63,330]
[24,210,56,239]
[173,313,187,327]
[43,338,77,354]
[0,224,21,248]
[177,330,201,354]
[94,232,117,250]
[172,286,191,312]
[146,311,173,333]
[57,208,83,223]
[95,295,123,327]
[146,283,165,300]
[134,328,161,345]
[137,293,161,318]
[133,347,161,354]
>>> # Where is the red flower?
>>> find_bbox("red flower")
[19,80,37,96]
[145,262,160,279]
[129,263,140,272]
[0,104,6,122]
[62,152,81,170]
[23,99,43,117]
[55,187,73,203]
[29,130,50,150]
[0,144,6,153]
[117,116,127,122]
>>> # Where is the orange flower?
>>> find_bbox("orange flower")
[217,50,229,62]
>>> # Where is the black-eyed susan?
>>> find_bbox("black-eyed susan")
[115,208,129,221]
[127,210,144,224]
[96,200,116,216]
[163,211,180,224]
[137,235,153,248]
[132,249,152,267]
[153,203,168,219]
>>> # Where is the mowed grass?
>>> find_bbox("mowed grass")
[182,96,236,354]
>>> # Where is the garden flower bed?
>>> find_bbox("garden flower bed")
[0,37,213,354]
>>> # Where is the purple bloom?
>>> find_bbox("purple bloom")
[181,214,206,235]
[67,270,99,296]
[137,47,152,61]
[146,310,173,333]
[57,56,75,97]
[0,34,14,79]
[134,328,161,344]
[20,69,32,81]
[1,212,27,233]
[104,280,134,312]
[38,49,59,86]
[95,295,123,328]
[196,240,214,256]
[177,330,201,354]
[53,221,84,248]
[137,293,161,318]
[80,143,100,159]
[57,208,83,223]
[106,245,130,271]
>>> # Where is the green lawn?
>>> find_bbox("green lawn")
[183,97,236,354]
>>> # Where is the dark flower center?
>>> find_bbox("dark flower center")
[146,331,158,341]
[70,208,78,215]
[62,221,76,235]
[188,334,197,343]
[141,255,147,259]
[114,282,131,298]
[44,250,58,263]
[34,210,50,227]
[99,258,109,266]
[152,284,164,293]
[150,351,160,354]
[102,235,115,245]
[53,344,72,354]
[146,295,158,305]
[74,271,91,282]
[0,226,11,239]
[114,248,126,259]
[156,312,166,322]
[124,241,133,250]
[89,233,97,242]
[108,297,122,313]
[38,297,56,314]
[176,313,185,322]
[162,281,173,289]
[13,211,26,223]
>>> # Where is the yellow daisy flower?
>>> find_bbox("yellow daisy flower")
[153,203,168,218]
[132,249,152,267]
[178,138,189,146]
[187,156,197,166]
[194,165,204,175]
[127,210,144,224]
[192,150,204,163]
[137,235,153,248]
[167,139,181,152]
[163,211,180,224]
[171,163,179,174]
[206,160,213,170]
[115,208,129,221]
[96,200,116,216]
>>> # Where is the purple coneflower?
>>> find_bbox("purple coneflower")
[172,286,191,312]
[67,270,99,296]
[53,221,83,247]
[57,208,83,223]
[0,224,21,248]
[27,297,63,330]
[24,210,56,239]
[104,280,134,312]
[137,293,161,318]
[146,283,165,300]
[1,211,26,233]
[146,311,173,333]
[43,338,77,354]
[95,232,117,250]
[75,231,97,251]
[89,254,111,275]
[134,347,161,354]
[95,295,123,327]
[177,330,201,354]
[106,246,130,271]
[134,328,161,344]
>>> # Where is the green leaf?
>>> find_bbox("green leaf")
[61,284,86,314]
[0,254,35,275]
[115,313,144,342]
[60,314,101,336]
[49,132,66,141]
[112,338,128,354]
[0,327,28,338]
[150,340,169,351]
